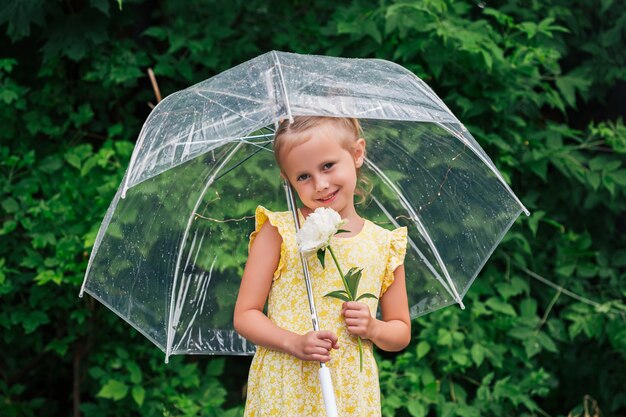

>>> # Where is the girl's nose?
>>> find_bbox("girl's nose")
[315,177,329,192]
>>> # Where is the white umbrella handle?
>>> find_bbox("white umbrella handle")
[319,366,338,417]
[284,181,339,417]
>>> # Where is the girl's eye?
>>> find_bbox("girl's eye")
[296,174,310,182]
[322,162,334,170]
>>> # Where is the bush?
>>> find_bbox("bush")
[1,0,624,416]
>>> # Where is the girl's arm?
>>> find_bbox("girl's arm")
[342,264,411,351]
[233,221,339,362]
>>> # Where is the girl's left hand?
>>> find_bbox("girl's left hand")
[341,301,376,340]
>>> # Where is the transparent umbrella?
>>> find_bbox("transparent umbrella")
[79,51,529,364]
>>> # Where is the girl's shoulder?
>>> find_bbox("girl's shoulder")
[254,206,294,236]
[364,220,408,245]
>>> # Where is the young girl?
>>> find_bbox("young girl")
[234,116,411,416]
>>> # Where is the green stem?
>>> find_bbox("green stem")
[328,245,364,372]
[328,246,351,299]
[357,336,363,372]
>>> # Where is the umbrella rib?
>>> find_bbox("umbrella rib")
[165,140,245,363]
[170,270,193,357]
[382,129,458,200]
[184,228,199,272]
[195,91,265,125]
[271,51,294,123]
[364,158,465,309]
[172,255,216,353]
[123,127,271,192]
[198,256,217,314]
[435,122,530,216]
[214,142,272,182]
[194,87,268,105]
[370,196,453,297]
[125,108,267,184]
[122,114,160,198]
[278,59,451,121]
[173,308,199,353]
[173,132,275,148]
[141,129,271,170]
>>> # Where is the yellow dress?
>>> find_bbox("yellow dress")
[244,206,407,417]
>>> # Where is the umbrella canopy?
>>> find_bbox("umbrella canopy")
[80,51,528,361]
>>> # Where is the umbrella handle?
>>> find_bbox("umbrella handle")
[319,366,338,417]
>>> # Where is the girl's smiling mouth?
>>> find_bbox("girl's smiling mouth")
[318,190,338,203]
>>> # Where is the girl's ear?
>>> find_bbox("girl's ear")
[353,138,366,168]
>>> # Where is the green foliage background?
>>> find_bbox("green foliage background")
[1,0,625,416]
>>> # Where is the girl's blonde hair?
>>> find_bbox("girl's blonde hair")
[273,116,372,205]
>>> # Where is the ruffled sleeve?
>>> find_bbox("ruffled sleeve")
[380,227,408,296]
[248,205,286,281]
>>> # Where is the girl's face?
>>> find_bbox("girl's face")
[280,121,365,218]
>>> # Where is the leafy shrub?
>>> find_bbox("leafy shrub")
[1,0,624,416]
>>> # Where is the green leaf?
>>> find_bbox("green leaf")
[416,341,430,359]
[70,103,94,128]
[407,401,426,417]
[65,144,93,169]
[20,311,50,334]
[206,358,225,376]
[609,170,626,186]
[356,292,378,301]
[0,0,46,41]
[34,269,63,286]
[456,405,480,417]
[324,290,350,302]
[589,155,611,171]
[142,27,167,40]
[131,385,145,406]
[601,0,614,13]
[520,298,538,318]
[422,381,438,402]
[556,74,591,108]
[1,198,19,214]
[126,361,142,384]
[81,156,99,176]
[97,379,129,401]
[0,220,17,236]
[0,88,19,105]
[537,331,558,353]
[587,172,601,190]
[317,248,326,269]
[471,343,485,366]
[523,337,541,358]
[115,347,129,359]
[485,297,517,316]
[89,0,110,15]
[495,276,528,300]
[528,211,545,237]
[178,363,198,378]
[42,11,109,62]
[452,351,469,366]
[602,173,616,196]
[344,267,362,300]
[0,58,18,73]
[436,329,452,346]
[362,20,382,44]
[39,155,63,173]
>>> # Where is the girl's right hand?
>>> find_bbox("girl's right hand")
[288,331,339,363]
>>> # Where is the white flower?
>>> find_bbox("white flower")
[297,207,347,255]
